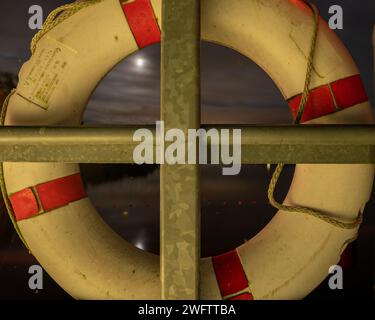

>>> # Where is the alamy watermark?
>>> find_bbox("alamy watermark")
[28,5,43,30]
[328,5,344,30]
[328,265,344,290]
[27,4,345,31]
[133,121,242,176]
[28,265,44,291]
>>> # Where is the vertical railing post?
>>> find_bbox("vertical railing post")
[160,0,201,300]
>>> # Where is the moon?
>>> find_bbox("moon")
[135,58,145,68]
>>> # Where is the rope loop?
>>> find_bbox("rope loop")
[267,2,363,230]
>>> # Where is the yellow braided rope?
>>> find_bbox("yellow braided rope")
[30,0,104,54]
[268,164,363,229]
[267,2,363,230]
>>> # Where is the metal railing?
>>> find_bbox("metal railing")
[0,125,374,164]
[0,1,374,300]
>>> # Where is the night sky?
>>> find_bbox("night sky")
[0,0,374,299]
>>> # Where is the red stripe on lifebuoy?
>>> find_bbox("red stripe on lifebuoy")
[9,188,39,221]
[212,250,253,300]
[9,173,87,221]
[230,293,254,300]
[121,0,161,49]
[288,74,368,122]
[35,174,86,212]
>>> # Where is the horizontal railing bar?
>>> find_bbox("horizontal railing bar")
[0,125,374,163]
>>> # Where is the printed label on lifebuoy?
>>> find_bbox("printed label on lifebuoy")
[17,37,77,110]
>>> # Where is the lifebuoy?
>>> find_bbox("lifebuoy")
[1,0,374,300]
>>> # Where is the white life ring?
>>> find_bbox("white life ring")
[2,0,374,300]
